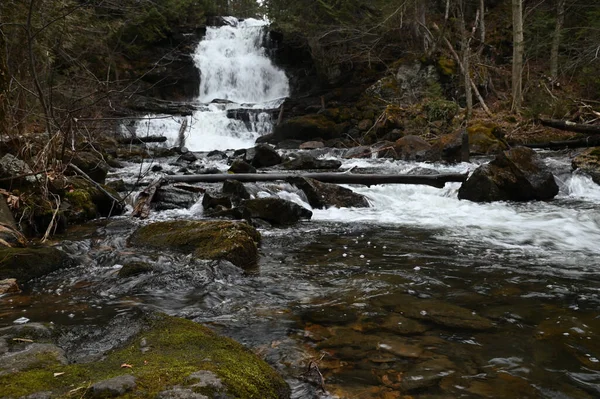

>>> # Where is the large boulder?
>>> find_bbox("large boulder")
[393,135,434,161]
[129,221,260,269]
[288,177,370,209]
[239,198,312,225]
[458,147,559,202]
[572,147,600,184]
[0,154,38,189]
[153,185,201,210]
[260,114,338,144]
[281,154,341,170]
[245,144,282,168]
[0,313,290,399]
[0,247,72,282]
[70,151,110,184]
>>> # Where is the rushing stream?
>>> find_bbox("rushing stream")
[2,18,600,399]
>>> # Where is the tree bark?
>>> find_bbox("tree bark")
[459,1,473,119]
[479,0,486,44]
[539,119,600,134]
[164,172,468,189]
[132,178,164,219]
[511,0,524,113]
[550,0,566,79]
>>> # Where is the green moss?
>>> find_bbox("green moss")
[424,99,459,122]
[65,189,97,222]
[129,221,261,269]
[0,247,71,282]
[437,56,456,76]
[466,122,509,154]
[0,315,289,399]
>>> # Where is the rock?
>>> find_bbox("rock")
[129,221,260,269]
[281,154,341,170]
[343,145,372,159]
[393,135,433,161]
[92,375,137,397]
[378,341,424,359]
[153,185,200,210]
[0,154,38,189]
[458,146,559,202]
[0,223,26,248]
[70,152,109,184]
[275,139,303,149]
[67,176,124,217]
[239,198,312,226]
[0,278,20,294]
[299,141,325,149]
[380,314,429,335]
[365,61,439,105]
[0,313,291,399]
[262,114,338,144]
[228,159,257,174]
[357,119,372,131]
[572,147,600,184]
[118,262,155,278]
[0,247,72,282]
[206,150,227,160]
[201,192,232,211]
[0,194,17,229]
[288,177,370,209]
[178,152,198,163]
[245,144,282,168]
[0,343,68,375]
[157,387,208,399]
[222,180,250,202]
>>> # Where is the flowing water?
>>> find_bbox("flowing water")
[2,19,600,399]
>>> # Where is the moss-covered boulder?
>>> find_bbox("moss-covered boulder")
[393,135,433,161]
[0,247,72,282]
[458,146,559,202]
[572,147,600,185]
[129,221,260,269]
[68,177,125,218]
[263,114,338,144]
[0,314,290,399]
[466,123,509,155]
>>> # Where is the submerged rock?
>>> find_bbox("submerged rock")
[458,146,559,202]
[0,247,72,282]
[239,198,312,226]
[572,147,600,184]
[129,220,260,269]
[0,313,290,399]
[288,177,370,209]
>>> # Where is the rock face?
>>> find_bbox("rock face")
[365,61,439,105]
[458,146,559,202]
[261,114,338,144]
[0,313,290,399]
[0,247,72,282]
[572,147,600,184]
[128,221,261,269]
[281,154,341,170]
[289,177,370,209]
[239,198,312,225]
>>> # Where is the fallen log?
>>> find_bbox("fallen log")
[521,135,600,150]
[164,172,468,188]
[538,119,600,135]
[118,135,168,145]
[132,178,164,218]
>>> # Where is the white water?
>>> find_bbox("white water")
[133,17,289,151]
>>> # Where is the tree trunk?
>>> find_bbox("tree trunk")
[522,136,600,150]
[550,0,566,79]
[0,26,8,139]
[459,1,473,119]
[164,172,468,189]
[511,0,524,113]
[479,0,486,44]
[539,119,600,134]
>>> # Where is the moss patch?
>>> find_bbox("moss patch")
[128,221,261,269]
[0,247,71,282]
[65,189,97,223]
[0,314,290,399]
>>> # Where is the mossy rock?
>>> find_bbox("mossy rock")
[64,189,97,223]
[572,147,600,184]
[466,123,509,155]
[69,152,109,184]
[68,177,124,217]
[0,247,72,282]
[424,99,459,123]
[128,221,260,269]
[270,114,338,143]
[437,55,457,76]
[0,314,290,399]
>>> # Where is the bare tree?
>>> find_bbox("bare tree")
[511,0,524,112]
[550,0,566,79]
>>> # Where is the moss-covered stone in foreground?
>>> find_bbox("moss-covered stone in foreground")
[0,314,290,399]
[128,220,261,269]
[0,247,71,282]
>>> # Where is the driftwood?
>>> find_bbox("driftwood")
[164,172,467,188]
[131,178,164,219]
[538,119,600,135]
[521,135,600,150]
[118,135,168,145]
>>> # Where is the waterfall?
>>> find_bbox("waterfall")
[134,17,289,152]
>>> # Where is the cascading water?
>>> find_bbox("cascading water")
[134,17,289,151]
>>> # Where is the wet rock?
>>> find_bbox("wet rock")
[129,221,260,269]
[299,141,325,149]
[0,278,20,294]
[67,176,125,217]
[262,114,338,143]
[281,154,341,170]
[178,152,198,163]
[222,180,250,202]
[0,343,67,375]
[92,375,137,397]
[459,146,559,202]
[380,314,429,335]
[275,139,303,150]
[202,191,232,211]
[399,368,445,392]
[0,247,72,282]
[393,135,433,161]
[228,159,257,174]
[344,145,372,159]
[239,198,312,226]
[206,150,228,160]
[572,147,600,184]
[70,152,109,184]
[118,261,155,278]
[245,144,282,168]
[0,154,38,189]
[377,340,424,359]
[288,177,370,209]
[154,185,200,210]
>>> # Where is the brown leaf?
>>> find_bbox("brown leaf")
[120,363,133,369]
